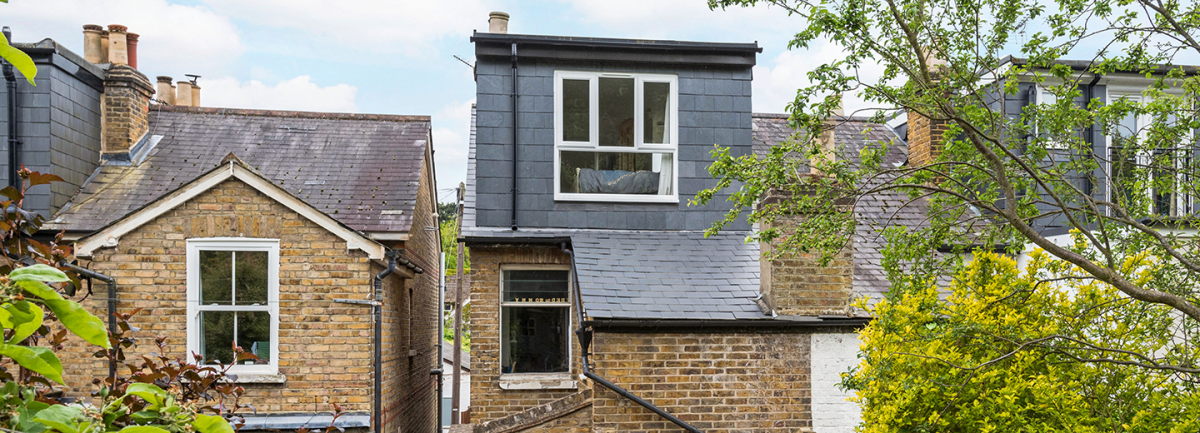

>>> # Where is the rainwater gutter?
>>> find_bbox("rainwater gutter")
[559,243,702,433]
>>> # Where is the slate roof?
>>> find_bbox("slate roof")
[49,105,431,234]
[441,341,470,371]
[572,231,764,320]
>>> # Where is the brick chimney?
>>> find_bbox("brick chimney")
[175,81,193,107]
[107,25,129,65]
[101,65,154,156]
[156,76,175,104]
[82,25,105,63]
[488,12,509,34]
[906,54,951,167]
[757,186,855,317]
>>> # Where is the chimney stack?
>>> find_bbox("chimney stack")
[126,33,139,69]
[190,83,200,107]
[757,187,855,317]
[156,76,175,104]
[101,65,154,156]
[107,25,128,65]
[488,12,509,34]
[906,50,950,167]
[82,25,105,63]
[176,81,193,107]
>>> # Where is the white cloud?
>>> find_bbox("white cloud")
[202,76,359,113]
[556,0,798,41]
[433,99,476,198]
[198,0,492,57]
[3,0,242,78]
[753,43,890,116]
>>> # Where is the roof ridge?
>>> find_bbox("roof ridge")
[152,104,431,122]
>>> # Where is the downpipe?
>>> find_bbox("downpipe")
[59,262,117,382]
[3,26,20,190]
[559,244,702,433]
[373,250,397,433]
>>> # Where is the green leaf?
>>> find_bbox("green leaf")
[0,32,36,86]
[129,410,161,424]
[32,404,81,433]
[18,281,110,348]
[10,264,69,283]
[125,382,166,407]
[118,426,170,433]
[0,343,63,384]
[1,301,44,343]
[194,414,234,433]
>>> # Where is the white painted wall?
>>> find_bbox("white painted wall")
[811,333,863,433]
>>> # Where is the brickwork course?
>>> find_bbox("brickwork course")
[58,177,439,433]
[467,245,582,424]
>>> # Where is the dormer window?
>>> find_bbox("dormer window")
[554,71,678,203]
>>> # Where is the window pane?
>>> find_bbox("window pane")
[235,251,269,305]
[200,311,234,365]
[598,77,635,147]
[1112,148,1138,208]
[562,79,590,142]
[644,82,670,144]
[501,306,569,374]
[504,270,569,302]
[238,311,272,364]
[1116,111,1138,141]
[560,151,673,195]
[199,251,232,305]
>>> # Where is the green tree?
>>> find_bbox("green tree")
[701,0,1200,428]
[851,248,1200,432]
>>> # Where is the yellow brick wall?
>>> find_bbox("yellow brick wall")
[590,331,814,433]
[466,245,582,424]
[57,178,433,432]
[380,147,441,433]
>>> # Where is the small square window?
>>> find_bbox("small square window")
[501,269,570,375]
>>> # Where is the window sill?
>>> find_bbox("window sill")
[229,373,287,384]
[554,194,679,204]
[499,373,577,390]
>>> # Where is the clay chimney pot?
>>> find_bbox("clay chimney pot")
[488,12,510,34]
[126,33,139,69]
[176,81,193,107]
[156,76,175,105]
[106,25,129,65]
[82,25,104,64]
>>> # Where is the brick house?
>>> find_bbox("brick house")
[3,25,443,433]
[452,13,912,433]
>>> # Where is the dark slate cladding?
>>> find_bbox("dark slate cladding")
[49,105,430,234]
[2,39,103,218]
[471,54,755,231]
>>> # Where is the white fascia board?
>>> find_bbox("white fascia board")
[76,161,387,261]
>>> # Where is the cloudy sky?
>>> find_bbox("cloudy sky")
[5,0,873,203]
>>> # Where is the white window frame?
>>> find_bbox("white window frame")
[1036,85,1070,150]
[1105,90,1193,217]
[498,265,572,377]
[553,70,680,203]
[186,238,280,376]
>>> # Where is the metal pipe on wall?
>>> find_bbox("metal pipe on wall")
[510,43,519,231]
[2,26,20,190]
[373,250,397,433]
[60,262,117,382]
